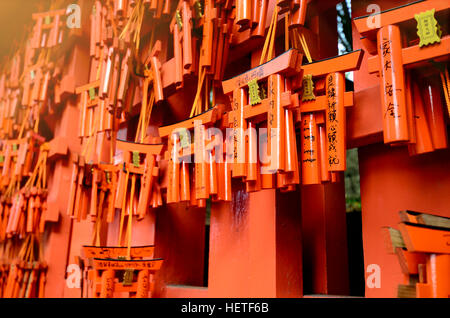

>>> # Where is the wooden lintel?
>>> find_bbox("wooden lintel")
[300,91,354,113]
[116,139,164,155]
[83,245,155,259]
[353,0,449,37]
[31,9,66,20]
[158,107,218,138]
[75,80,101,95]
[398,222,450,254]
[368,35,450,74]
[221,49,302,94]
[93,258,164,271]
[302,50,364,78]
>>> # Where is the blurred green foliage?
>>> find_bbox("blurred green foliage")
[337,1,362,213]
[345,149,361,212]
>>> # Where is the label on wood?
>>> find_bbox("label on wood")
[415,9,441,47]
[248,79,262,105]
[178,128,190,149]
[377,25,409,143]
[301,113,320,184]
[93,258,163,271]
[302,74,315,102]
[325,72,346,171]
[83,245,155,259]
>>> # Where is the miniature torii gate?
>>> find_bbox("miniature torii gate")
[353,0,449,153]
[5,143,49,238]
[82,245,163,298]
[75,43,166,163]
[385,210,449,298]
[1,138,30,185]
[142,40,165,106]
[235,0,306,36]
[1,132,43,188]
[76,45,136,164]
[67,75,112,221]
[221,49,302,192]
[1,260,47,298]
[69,161,120,243]
[112,43,166,216]
[21,61,53,132]
[114,139,163,223]
[69,39,164,220]
[0,59,21,138]
[67,154,91,222]
[0,141,49,298]
[235,0,271,35]
[297,50,363,184]
[30,9,66,49]
[199,0,217,72]
[77,138,164,298]
[166,0,234,96]
[276,0,308,29]
[397,212,449,298]
[75,80,110,163]
[170,0,195,89]
[159,105,226,207]
[75,75,116,165]
[90,163,119,224]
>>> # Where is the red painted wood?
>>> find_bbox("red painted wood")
[359,143,450,297]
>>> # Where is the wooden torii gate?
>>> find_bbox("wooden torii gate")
[159,105,226,207]
[353,0,449,155]
[296,50,364,184]
[170,0,195,89]
[384,210,450,298]
[82,245,163,298]
[221,48,302,192]
[114,139,163,224]
[30,9,66,49]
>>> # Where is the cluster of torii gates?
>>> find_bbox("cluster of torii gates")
[0,0,448,298]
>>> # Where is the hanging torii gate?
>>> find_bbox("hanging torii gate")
[297,50,363,184]
[349,0,450,297]
[221,48,302,192]
[82,245,163,298]
[353,0,449,151]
